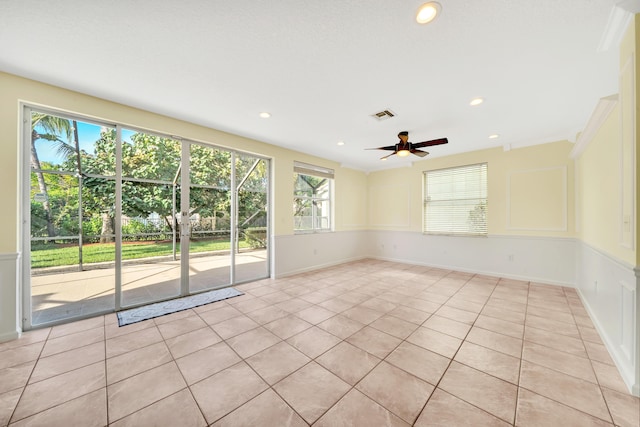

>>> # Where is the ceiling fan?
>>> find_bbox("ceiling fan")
[367,131,448,160]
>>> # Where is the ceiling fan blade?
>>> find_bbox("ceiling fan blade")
[366,145,396,151]
[380,152,396,160]
[411,149,429,157]
[413,138,448,148]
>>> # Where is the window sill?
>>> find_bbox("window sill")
[294,229,333,235]
[423,232,488,238]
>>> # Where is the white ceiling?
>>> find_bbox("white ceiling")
[0,0,622,171]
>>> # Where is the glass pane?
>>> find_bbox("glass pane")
[314,199,331,230]
[30,172,115,325]
[315,179,330,199]
[294,174,327,197]
[236,156,268,283]
[30,171,79,238]
[30,112,76,173]
[294,198,313,231]
[31,112,114,175]
[81,177,116,244]
[82,127,117,176]
[190,145,231,188]
[121,180,181,306]
[189,144,232,292]
[121,130,181,181]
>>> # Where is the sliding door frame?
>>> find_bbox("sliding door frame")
[21,103,271,330]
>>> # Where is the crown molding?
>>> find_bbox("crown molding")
[570,94,618,159]
[598,1,640,52]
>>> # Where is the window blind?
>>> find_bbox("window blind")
[423,163,487,235]
[293,161,334,179]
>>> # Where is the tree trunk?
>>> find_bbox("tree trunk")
[30,131,55,237]
[100,212,114,243]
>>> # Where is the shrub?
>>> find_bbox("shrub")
[243,227,266,248]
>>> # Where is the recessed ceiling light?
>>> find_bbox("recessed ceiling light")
[416,2,441,24]
[337,141,345,146]
[259,112,271,118]
[469,98,484,106]
[489,134,500,139]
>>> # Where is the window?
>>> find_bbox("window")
[293,162,333,232]
[423,163,487,235]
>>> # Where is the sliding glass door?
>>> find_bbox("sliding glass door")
[187,143,232,292]
[235,154,269,283]
[24,107,270,328]
[119,130,182,307]
[28,115,117,325]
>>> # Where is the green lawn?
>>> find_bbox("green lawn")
[31,240,251,269]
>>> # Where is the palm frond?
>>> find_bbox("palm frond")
[31,113,72,141]
[54,141,77,158]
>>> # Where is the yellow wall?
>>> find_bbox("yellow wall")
[367,141,575,237]
[335,167,369,230]
[576,105,635,264]
[0,68,627,261]
[0,71,368,253]
[573,15,638,266]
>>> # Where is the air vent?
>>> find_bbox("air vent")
[371,109,396,121]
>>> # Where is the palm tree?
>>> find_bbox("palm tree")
[31,113,72,237]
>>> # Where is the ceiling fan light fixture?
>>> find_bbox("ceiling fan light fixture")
[397,149,411,157]
[416,2,441,24]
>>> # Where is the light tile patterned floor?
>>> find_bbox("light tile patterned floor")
[1,259,639,426]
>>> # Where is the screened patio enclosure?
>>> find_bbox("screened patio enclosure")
[25,107,270,328]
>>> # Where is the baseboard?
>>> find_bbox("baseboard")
[273,255,366,278]
[0,330,20,344]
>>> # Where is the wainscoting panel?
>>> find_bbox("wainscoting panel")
[273,231,368,277]
[576,242,638,395]
[365,231,576,286]
[0,252,20,342]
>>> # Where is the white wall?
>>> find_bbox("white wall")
[272,231,576,287]
[365,231,576,286]
[273,231,368,277]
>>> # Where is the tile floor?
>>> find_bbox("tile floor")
[1,259,639,426]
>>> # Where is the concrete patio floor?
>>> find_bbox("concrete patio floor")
[29,250,268,326]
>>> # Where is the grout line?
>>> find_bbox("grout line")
[5,324,53,425]
[512,279,531,426]
[564,288,617,425]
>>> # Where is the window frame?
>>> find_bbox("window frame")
[423,162,488,236]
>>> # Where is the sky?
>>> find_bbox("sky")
[34,119,135,164]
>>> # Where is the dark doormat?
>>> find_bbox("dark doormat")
[117,287,243,326]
